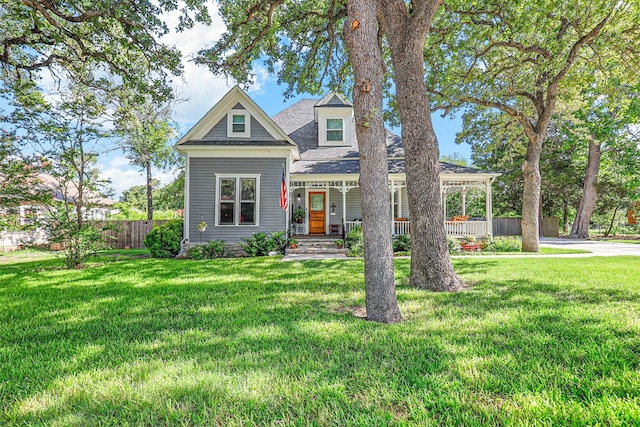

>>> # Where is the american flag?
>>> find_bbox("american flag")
[279,169,288,211]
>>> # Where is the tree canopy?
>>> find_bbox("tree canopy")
[425,0,640,250]
[0,0,210,98]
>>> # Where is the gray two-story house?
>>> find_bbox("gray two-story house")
[176,85,499,245]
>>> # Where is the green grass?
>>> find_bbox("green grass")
[596,239,640,245]
[1,254,639,426]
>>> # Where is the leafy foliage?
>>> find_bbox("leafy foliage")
[345,225,364,257]
[393,233,411,253]
[0,0,211,99]
[186,240,226,260]
[114,97,178,219]
[0,127,52,210]
[484,236,522,253]
[143,220,183,258]
[447,236,462,253]
[240,230,288,257]
[47,204,110,268]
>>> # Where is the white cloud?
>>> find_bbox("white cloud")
[99,156,178,198]
[161,4,237,126]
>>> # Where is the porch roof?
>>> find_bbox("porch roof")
[290,159,495,176]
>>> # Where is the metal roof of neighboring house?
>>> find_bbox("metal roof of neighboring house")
[37,173,114,206]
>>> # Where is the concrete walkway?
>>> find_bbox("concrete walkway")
[539,237,640,257]
[281,237,640,261]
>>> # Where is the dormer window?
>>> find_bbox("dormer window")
[326,118,344,142]
[227,109,250,138]
[314,92,353,147]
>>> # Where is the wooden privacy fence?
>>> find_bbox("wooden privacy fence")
[93,220,171,249]
[493,217,559,237]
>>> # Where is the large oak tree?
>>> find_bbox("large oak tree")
[425,0,640,251]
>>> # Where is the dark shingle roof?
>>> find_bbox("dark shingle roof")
[272,98,405,160]
[275,98,493,176]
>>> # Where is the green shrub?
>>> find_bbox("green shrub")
[447,236,462,253]
[346,225,364,257]
[393,233,411,252]
[241,230,288,256]
[143,220,183,258]
[484,236,521,252]
[186,240,225,260]
[46,204,111,268]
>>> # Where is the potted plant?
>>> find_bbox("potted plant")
[197,221,208,232]
[461,235,480,251]
[335,238,344,249]
[294,207,306,223]
[289,238,298,249]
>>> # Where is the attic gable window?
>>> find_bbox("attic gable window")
[227,109,250,138]
[326,118,344,142]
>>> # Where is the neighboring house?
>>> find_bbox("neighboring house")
[176,86,499,245]
[1,172,115,251]
[4,172,116,226]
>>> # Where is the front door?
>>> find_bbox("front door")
[308,192,326,234]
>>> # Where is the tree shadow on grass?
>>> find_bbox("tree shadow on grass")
[2,257,639,425]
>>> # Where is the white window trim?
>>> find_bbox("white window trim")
[227,109,251,138]
[215,173,261,226]
[325,118,345,143]
[317,107,352,147]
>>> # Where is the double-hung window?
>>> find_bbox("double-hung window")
[216,175,260,226]
[326,118,344,142]
[227,109,251,138]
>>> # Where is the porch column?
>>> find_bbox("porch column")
[342,180,347,230]
[461,186,466,216]
[442,190,447,219]
[390,179,395,234]
[486,177,494,237]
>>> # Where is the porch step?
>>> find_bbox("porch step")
[287,238,348,255]
[287,246,349,255]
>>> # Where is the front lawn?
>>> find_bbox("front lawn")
[1,254,638,425]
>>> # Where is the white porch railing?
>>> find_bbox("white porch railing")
[344,221,362,235]
[344,220,488,237]
[444,220,487,237]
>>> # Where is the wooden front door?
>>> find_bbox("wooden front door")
[308,192,326,234]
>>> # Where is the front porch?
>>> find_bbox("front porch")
[289,174,497,238]
[341,218,489,238]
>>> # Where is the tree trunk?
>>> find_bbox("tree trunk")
[344,0,401,323]
[146,160,153,220]
[521,136,543,252]
[381,1,464,292]
[604,205,619,237]
[569,136,601,239]
[562,199,569,234]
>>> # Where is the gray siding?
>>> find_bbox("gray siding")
[327,188,343,228]
[189,157,287,243]
[203,114,276,141]
[397,187,409,218]
[345,187,362,221]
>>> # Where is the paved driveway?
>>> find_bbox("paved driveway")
[540,237,640,257]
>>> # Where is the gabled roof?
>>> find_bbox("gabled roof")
[272,98,402,160]
[175,85,297,151]
[314,91,352,108]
